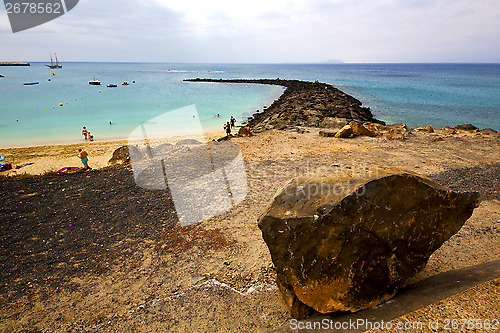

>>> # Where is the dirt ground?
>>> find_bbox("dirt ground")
[0,127,499,332]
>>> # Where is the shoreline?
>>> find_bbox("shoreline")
[0,122,236,149]
[0,129,227,150]
[0,131,224,176]
[0,137,130,150]
[0,140,128,176]
[3,77,495,150]
[1,76,498,177]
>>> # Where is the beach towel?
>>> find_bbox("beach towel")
[15,162,34,169]
[57,167,80,173]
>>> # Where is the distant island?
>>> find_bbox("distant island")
[321,59,344,64]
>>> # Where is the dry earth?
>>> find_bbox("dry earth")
[0,127,499,332]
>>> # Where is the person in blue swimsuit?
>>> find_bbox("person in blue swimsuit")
[77,149,91,169]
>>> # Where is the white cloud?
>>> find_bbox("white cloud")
[0,0,499,62]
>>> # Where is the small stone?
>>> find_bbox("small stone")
[415,126,435,133]
[319,130,336,137]
[191,276,207,286]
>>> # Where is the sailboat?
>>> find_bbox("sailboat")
[46,53,62,69]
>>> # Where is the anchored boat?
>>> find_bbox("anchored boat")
[89,77,101,85]
[46,53,62,69]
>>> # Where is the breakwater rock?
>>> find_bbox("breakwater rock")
[0,62,30,66]
[258,167,480,318]
[184,78,384,133]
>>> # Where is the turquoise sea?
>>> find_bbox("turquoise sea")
[0,63,499,147]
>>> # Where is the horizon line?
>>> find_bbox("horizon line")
[3,61,500,65]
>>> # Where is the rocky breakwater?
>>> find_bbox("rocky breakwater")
[258,167,480,319]
[184,78,384,133]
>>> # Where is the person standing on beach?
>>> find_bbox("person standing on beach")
[77,149,91,169]
[230,116,236,128]
[225,121,231,137]
[82,127,88,140]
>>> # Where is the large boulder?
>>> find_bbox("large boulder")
[258,167,480,318]
[237,126,252,137]
[455,124,479,131]
[386,128,409,140]
[350,121,378,137]
[108,145,140,165]
[334,125,353,138]
[442,126,457,135]
[415,126,435,133]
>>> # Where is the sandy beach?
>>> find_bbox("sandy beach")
[0,132,224,177]
[0,140,129,176]
[1,123,499,332]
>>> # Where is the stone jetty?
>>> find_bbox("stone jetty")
[184,78,384,133]
[0,62,30,66]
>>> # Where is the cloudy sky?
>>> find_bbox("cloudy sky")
[1,0,499,63]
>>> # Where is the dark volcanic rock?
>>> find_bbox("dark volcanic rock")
[319,117,350,131]
[258,168,480,318]
[108,145,140,165]
[455,124,479,131]
[184,78,384,132]
[237,126,252,137]
[480,128,498,135]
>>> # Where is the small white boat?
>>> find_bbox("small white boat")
[89,77,101,85]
